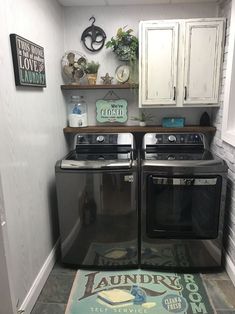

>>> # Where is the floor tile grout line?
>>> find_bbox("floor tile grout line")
[34,301,67,305]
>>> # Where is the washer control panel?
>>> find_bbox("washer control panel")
[74,133,134,148]
[76,134,119,145]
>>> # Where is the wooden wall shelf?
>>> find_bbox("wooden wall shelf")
[63,125,216,134]
[61,83,138,90]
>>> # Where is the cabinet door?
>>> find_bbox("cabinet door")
[139,22,179,107]
[183,20,224,105]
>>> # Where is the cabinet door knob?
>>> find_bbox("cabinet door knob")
[173,86,176,101]
[184,86,187,100]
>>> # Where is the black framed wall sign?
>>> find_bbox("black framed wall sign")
[10,34,46,87]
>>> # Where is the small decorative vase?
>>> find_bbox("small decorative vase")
[139,121,146,127]
[87,74,97,85]
[69,73,77,85]
[200,112,210,126]
[72,68,85,85]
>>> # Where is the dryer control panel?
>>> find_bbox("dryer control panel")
[143,133,205,148]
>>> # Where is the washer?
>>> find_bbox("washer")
[55,133,138,268]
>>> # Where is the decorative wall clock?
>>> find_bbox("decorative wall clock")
[115,64,130,83]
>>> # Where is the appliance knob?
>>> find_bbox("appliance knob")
[96,135,105,143]
[167,154,176,160]
[168,135,177,143]
[77,135,84,143]
[184,179,195,185]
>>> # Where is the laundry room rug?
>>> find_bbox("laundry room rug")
[65,269,214,314]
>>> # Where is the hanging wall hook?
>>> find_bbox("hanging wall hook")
[81,16,106,52]
[89,16,96,26]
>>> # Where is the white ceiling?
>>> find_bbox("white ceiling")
[58,0,219,6]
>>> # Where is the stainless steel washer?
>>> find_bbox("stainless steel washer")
[55,133,138,268]
[141,132,228,270]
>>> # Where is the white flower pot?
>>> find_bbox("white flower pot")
[139,121,146,127]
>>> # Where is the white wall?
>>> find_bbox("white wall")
[63,2,218,126]
[211,0,235,284]
[0,0,67,311]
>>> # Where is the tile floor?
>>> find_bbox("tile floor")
[31,262,235,314]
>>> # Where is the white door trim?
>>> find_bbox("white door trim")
[0,174,17,314]
[222,0,235,147]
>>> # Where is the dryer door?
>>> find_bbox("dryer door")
[146,175,222,239]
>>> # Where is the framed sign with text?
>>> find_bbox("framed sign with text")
[10,34,46,87]
[96,99,128,123]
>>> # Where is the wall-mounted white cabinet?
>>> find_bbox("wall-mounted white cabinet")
[140,22,179,106]
[139,18,225,108]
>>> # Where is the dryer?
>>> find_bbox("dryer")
[141,132,228,270]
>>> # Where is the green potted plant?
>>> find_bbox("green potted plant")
[106,27,138,84]
[106,27,138,62]
[131,111,153,126]
[84,61,100,85]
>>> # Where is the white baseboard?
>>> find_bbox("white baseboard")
[18,238,60,314]
[224,252,235,286]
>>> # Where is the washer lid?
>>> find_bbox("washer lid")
[60,159,133,169]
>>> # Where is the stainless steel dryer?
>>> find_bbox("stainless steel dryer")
[55,133,138,268]
[141,132,228,270]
